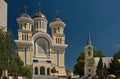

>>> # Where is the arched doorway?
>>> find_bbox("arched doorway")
[35,67,38,75]
[40,66,45,75]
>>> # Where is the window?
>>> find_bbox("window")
[19,23,22,30]
[22,33,28,41]
[88,51,91,56]
[35,67,38,75]
[56,38,57,43]
[88,46,91,49]
[24,47,27,65]
[54,28,56,33]
[38,41,46,54]
[35,38,50,56]
[33,60,38,62]
[57,50,59,66]
[60,38,62,44]
[40,67,45,75]
[47,68,50,75]
[36,21,38,29]
[42,22,44,28]
[24,23,27,28]
[88,69,91,72]
[58,27,60,32]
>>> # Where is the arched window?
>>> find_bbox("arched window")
[24,22,27,29]
[40,66,45,75]
[47,68,50,75]
[35,67,38,75]
[88,69,91,72]
[58,27,60,32]
[54,28,56,33]
[88,51,91,56]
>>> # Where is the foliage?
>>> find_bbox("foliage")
[0,30,16,75]
[113,50,120,59]
[93,50,105,57]
[103,64,109,78]
[73,49,104,76]
[108,57,120,77]
[0,30,32,78]
[73,60,84,76]
[96,56,103,76]
[20,66,32,79]
[77,52,85,62]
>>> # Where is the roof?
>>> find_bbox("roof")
[52,17,62,22]
[33,11,46,19]
[19,13,31,18]
[94,57,113,67]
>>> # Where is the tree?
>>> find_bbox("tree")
[103,64,109,78]
[20,66,32,79]
[73,60,84,76]
[113,50,120,59]
[73,50,104,76]
[96,56,103,77]
[0,30,16,76]
[108,57,120,78]
[93,50,105,57]
[0,30,32,78]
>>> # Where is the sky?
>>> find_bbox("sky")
[5,0,120,70]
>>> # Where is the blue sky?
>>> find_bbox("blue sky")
[5,0,120,70]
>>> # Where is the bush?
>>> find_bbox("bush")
[3,76,7,79]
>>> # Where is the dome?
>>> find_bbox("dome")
[52,17,62,22]
[19,13,31,18]
[33,12,46,19]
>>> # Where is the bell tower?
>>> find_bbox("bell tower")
[49,10,67,76]
[50,10,65,44]
[17,5,33,41]
[16,5,33,65]
[84,33,95,77]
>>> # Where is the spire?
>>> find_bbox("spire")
[56,9,59,18]
[38,2,42,12]
[87,33,92,45]
[24,5,27,13]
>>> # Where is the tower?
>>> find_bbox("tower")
[50,10,65,44]
[49,10,67,76]
[33,3,48,33]
[84,34,95,77]
[16,6,33,65]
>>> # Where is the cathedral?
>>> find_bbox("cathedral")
[15,6,68,79]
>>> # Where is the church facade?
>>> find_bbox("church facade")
[15,8,68,79]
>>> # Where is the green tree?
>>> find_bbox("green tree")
[73,60,84,76]
[96,56,103,77]
[93,50,105,57]
[0,30,32,78]
[73,50,104,76]
[0,30,16,76]
[108,57,120,78]
[103,64,109,78]
[20,66,32,79]
[113,50,120,59]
